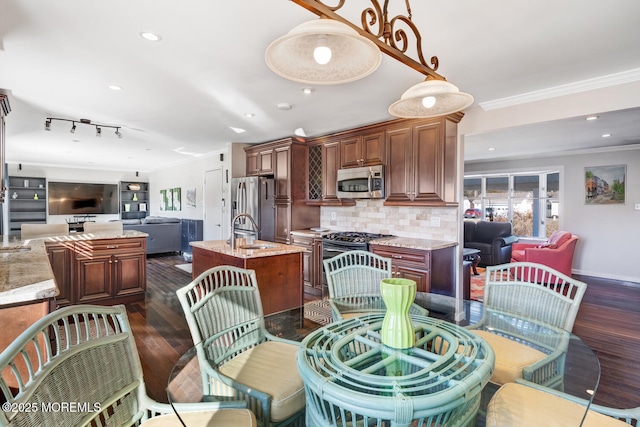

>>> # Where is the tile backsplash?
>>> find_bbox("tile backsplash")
[320,200,458,241]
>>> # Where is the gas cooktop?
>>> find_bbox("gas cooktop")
[323,232,394,244]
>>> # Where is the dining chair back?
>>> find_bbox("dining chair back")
[83,220,124,234]
[20,223,69,239]
[176,265,305,427]
[0,304,254,427]
[323,250,428,320]
[467,261,588,388]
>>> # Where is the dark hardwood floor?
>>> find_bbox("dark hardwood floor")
[130,254,640,411]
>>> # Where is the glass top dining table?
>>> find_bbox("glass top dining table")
[167,293,601,426]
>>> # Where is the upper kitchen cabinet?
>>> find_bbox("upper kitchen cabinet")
[246,148,274,176]
[385,114,461,206]
[306,138,355,206]
[340,130,385,168]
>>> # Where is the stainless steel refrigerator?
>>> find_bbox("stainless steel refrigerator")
[230,176,275,242]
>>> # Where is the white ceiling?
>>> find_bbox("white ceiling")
[1,0,640,172]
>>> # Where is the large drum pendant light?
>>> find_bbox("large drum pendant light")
[265,18,382,85]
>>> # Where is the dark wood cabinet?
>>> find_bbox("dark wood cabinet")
[385,116,460,206]
[323,140,341,201]
[245,138,320,244]
[246,148,274,176]
[46,242,73,307]
[48,237,146,307]
[370,244,456,296]
[291,234,323,297]
[340,131,385,168]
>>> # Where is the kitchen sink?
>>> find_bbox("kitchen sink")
[238,244,276,250]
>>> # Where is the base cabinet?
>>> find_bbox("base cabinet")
[291,234,323,297]
[370,244,456,296]
[46,237,147,307]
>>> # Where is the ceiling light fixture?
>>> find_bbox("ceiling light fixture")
[244,113,255,118]
[602,133,612,138]
[230,127,246,134]
[140,32,161,42]
[108,85,123,91]
[586,115,599,121]
[301,87,315,94]
[277,103,293,111]
[265,18,382,84]
[294,127,307,137]
[44,117,123,138]
[271,0,473,118]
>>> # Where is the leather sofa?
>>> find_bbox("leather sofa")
[464,221,518,267]
[122,217,181,255]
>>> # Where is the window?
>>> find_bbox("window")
[464,171,560,238]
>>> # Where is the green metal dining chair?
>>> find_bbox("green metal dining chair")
[466,261,588,388]
[323,250,428,320]
[176,265,305,427]
[0,304,254,427]
[487,380,640,426]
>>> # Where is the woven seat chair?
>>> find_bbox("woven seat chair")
[323,250,428,321]
[487,380,640,426]
[176,265,305,427]
[466,261,588,388]
[0,304,255,427]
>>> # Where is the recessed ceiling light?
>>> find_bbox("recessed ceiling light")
[488,147,495,151]
[230,127,246,134]
[277,103,292,111]
[586,115,599,121]
[244,113,255,118]
[140,32,161,42]
[301,87,315,95]
[294,127,307,137]
[601,133,612,138]
[108,85,123,91]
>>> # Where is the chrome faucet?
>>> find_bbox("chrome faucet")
[230,213,260,250]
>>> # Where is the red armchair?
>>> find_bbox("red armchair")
[510,231,578,277]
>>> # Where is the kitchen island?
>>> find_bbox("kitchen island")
[190,239,305,315]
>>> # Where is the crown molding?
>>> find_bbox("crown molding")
[479,68,640,111]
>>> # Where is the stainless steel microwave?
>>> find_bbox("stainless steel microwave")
[336,165,384,199]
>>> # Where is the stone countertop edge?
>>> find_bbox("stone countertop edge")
[369,237,458,251]
[190,240,306,259]
[0,230,149,306]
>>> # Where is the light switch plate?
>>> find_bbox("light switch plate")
[431,217,441,227]
[635,203,640,211]
[331,212,337,220]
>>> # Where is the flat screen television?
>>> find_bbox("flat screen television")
[48,182,119,215]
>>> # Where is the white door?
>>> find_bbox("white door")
[204,168,223,240]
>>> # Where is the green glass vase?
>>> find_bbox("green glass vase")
[380,278,416,349]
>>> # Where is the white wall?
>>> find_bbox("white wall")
[146,149,227,224]
[465,147,640,283]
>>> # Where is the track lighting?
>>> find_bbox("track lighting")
[43,117,123,138]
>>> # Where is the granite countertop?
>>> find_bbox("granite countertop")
[369,236,458,251]
[0,230,149,306]
[190,239,306,259]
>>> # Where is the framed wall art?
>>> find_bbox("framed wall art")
[584,164,626,204]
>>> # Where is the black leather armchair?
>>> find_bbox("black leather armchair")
[464,221,518,266]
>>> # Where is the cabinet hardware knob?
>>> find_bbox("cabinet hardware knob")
[392,255,402,259]
[106,245,118,249]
